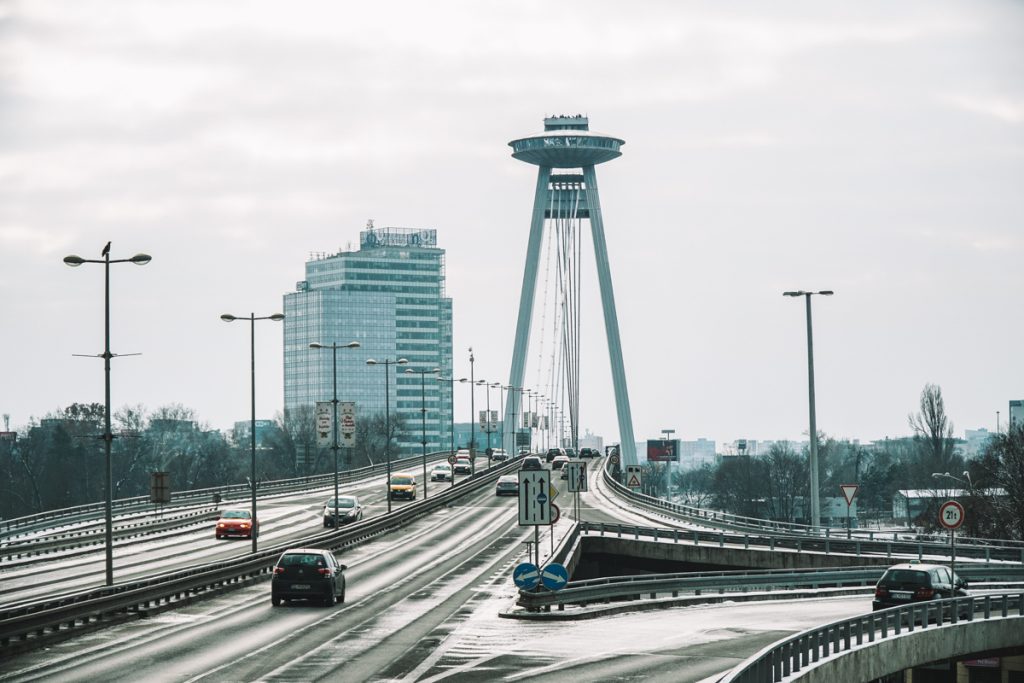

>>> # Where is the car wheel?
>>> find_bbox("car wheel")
[215,534,221,540]
[324,590,335,607]
[272,595,281,607]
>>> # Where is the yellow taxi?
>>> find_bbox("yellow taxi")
[389,473,417,500]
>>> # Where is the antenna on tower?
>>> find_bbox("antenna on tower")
[3,414,9,431]
[366,219,375,229]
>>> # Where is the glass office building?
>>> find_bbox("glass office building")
[283,226,453,457]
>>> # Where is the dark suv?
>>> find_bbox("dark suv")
[872,562,968,611]
[545,448,564,463]
[271,548,347,607]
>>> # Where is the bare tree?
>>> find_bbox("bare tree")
[980,423,1024,540]
[908,384,961,477]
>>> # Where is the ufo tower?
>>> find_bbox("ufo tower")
[504,115,638,466]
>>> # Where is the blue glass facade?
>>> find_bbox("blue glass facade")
[283,227,453,456]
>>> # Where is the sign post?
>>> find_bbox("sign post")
[567,460,588,521]
[939,499,965,581]
[839,484,859,539]
[625,465,642,491]
[519,470,552,568]
[150,471,170,509]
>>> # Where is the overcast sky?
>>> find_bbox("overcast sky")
[1,0,1021,447]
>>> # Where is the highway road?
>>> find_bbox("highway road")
[0,458,880,681]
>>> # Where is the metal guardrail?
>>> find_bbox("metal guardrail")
[719,592,1024,682]
[1,508,219,561]
[599,459,1024,553]
[0,456,521,651]
[580,520,1024,565]
[515,552,1024,611]
[0,450,453,538]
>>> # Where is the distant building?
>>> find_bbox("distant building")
[579,429,603,452]
[283,225,453,457]
[963,428,995,457]
[678,438,715,470]
[1010,400,1024,429]
[232,419,277,447]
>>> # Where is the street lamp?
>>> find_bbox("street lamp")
[491,382,505,460]
[367,357,407,512]
[468,348,476,474]
[784,289,834,530]
[477,379,495,469]
[310,341,361,528]
[221,312,284,553]
[406,367,440,498]
[436,375,466,487]
[63,243,151,586]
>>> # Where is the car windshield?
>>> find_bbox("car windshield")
[391,476,414,485]
[221,510,250,519]
[280,553,326,567]
[328,498,356,508]
[883,569,928,584]
[433,464,449,470]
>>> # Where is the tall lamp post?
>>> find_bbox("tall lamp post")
[221,312,284,552]
[367,357,407,512]
[784,289,833,531]
[478,379,494,468]
[310,341,360,528]
[64,243,151,586]
[407,367,440,498]
[437,375,466,487]
[491,382,505,459]
[468,348,476,473]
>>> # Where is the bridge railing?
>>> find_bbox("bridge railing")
[0,450,453,537]
[600,458,1024,551]
[581,520,1024,564]
[0,456,521,651]
[515,523,1024,611]
[718,592,1024,682]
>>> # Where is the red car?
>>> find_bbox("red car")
[215,509,259,539]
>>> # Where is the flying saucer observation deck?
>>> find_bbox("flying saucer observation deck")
[509,130,624,168]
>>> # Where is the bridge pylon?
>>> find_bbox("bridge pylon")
[503,115,637,466]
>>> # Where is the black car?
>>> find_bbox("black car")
[872,562,968,611]
[271,548,347,607]
[545,448,564,463]
[323,495,363,528]
[579,448,598,458]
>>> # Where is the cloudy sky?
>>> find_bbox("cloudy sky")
[1,0,1021,447]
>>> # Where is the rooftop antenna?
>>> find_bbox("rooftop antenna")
[3,414,9,431]
[366,219,375,229]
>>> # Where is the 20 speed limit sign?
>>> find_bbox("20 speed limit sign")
[938,500,965,530]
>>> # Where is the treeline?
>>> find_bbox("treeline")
[0,403,408,521]
[656,385,1024,540]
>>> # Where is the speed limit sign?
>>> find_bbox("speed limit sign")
[938,500,965,530]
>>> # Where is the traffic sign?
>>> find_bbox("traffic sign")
[550,503,560,524]
[839,484,859,506]
[549,483,559,501]
[939,500,965,530]
[447,454,457,465]
[609,454,619,465]
[566,461,588,492]
[541,563,569,591]
[513,562,540,590]
[518,470,552,526]
[625,465,642,490]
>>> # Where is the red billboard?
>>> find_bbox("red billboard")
[647,439,679,462]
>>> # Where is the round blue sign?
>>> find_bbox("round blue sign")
[541,562,569,591]
[513,562,540,590]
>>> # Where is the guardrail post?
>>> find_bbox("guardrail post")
[985,548,990,563]
[770,537,775,552]
[917,543,922,561]
[744,534,749,550]
[719,532,724,548]
[886,542,892,559]
[693,530,699,545]
[796,539,802,553]
[617,525,622,538]
[824,539,829,555]
[673,529,678,543]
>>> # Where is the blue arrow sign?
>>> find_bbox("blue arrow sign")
[513,562,540,590]
[541,562,569,591]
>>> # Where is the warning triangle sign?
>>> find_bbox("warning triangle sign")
[839,484,859,505]
[627,475,641,487]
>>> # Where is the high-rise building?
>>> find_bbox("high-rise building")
[283,225,453,456]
